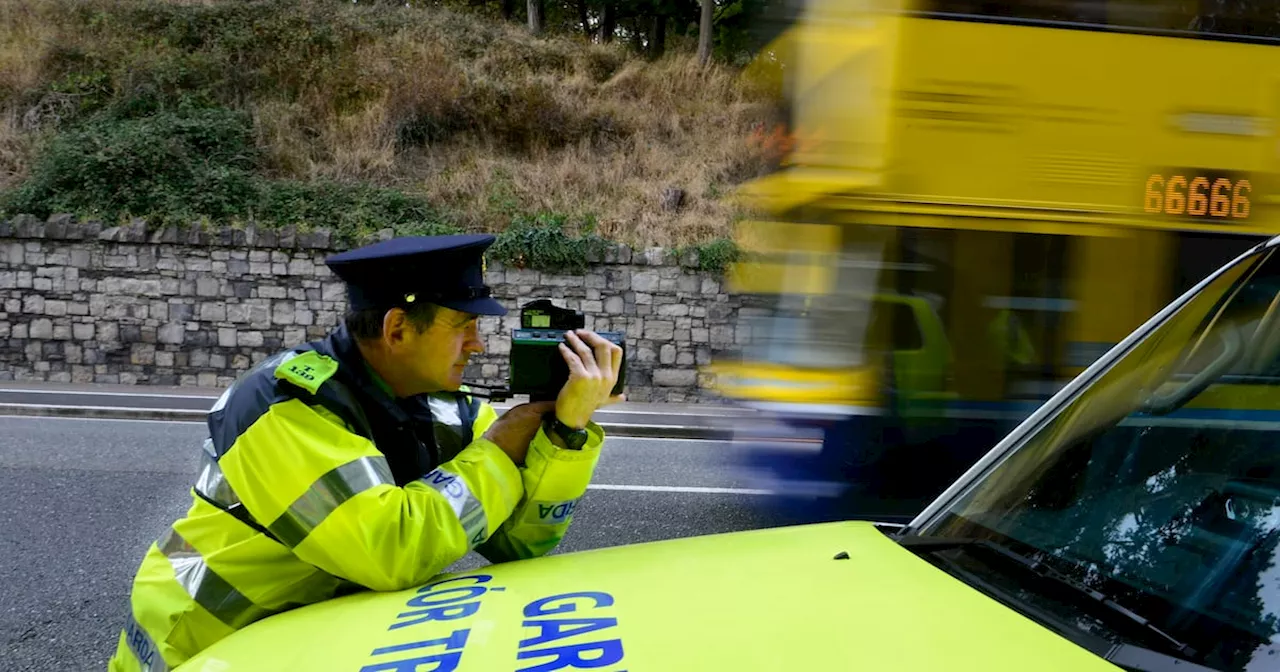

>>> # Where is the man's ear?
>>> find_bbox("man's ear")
[380,308,410,350]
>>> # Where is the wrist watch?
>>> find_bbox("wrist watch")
[545,414,589,451]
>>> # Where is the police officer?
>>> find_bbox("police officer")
[108,234,623,671]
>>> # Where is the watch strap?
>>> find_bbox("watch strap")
[545,415,589,450]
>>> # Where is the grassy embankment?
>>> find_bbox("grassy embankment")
[0,0,786,272]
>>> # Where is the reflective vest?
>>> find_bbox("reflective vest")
[108,324,604,671]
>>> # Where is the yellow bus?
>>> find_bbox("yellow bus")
[713,0,1280,510]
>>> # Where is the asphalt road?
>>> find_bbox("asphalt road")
[0,415,842,671]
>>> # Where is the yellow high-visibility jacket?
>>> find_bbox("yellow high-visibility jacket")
[108,325,604,672]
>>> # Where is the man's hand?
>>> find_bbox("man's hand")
[555,329,624,430]
[482,401,556,466]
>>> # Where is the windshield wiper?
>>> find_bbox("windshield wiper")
[894,535,1211,670]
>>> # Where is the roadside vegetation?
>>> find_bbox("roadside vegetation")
[0,0,789,271]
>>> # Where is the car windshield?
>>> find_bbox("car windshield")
[914,244,1280,671]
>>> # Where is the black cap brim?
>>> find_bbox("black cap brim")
[436,296,508,316]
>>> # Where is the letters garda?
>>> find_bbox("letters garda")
[360,574,625,672]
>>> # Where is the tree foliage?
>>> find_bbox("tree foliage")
[364,0,790,64]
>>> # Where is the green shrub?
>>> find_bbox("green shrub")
[685,237,741,274]
[251,180,458,241]
[2,107,259,223]
[1,105,454,241]
[488,212,608,275]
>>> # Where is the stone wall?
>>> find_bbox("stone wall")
[0,215,753,402]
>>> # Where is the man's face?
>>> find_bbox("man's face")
[392,306,484,394]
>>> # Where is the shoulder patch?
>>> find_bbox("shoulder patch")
[274,351,338,395]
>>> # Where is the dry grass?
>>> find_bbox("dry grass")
[0,110,34,191]
[0,0,783,246]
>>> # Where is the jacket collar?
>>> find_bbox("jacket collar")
[314,323,414,426]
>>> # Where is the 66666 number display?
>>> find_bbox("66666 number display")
[1144,173,1251,220]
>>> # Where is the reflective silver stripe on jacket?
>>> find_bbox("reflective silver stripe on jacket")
[158,528,268,630]
[123,613,169,672]
[267,456,395,548]
[428,392,480,462]
[193,440,240,509]
[418,466,488,549]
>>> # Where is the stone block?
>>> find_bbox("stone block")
[200,304,226,322]
[226,304,250,323]
[657,304,689,317]
[218,328,237,347]
[198,372,219,387]
[67,302,89,316]
[487,336,510,356]
[506,269,540,285]
[632,271,660,293]
[97,322,118,341]
[678,275,701,293]
[644,320,675,341]
[169,303,194,323]
[130,343,156,365]
[248,304,271,328]
[210,353,227,369]
[72,323,94,341]
[22,295,44,314]
[259,286,286,299]
[323,283,345,302]
[294,309,314,326]
[238,331,264,347]
[660,344,677,365]
[156,351,175,367]
[196,277,219,297]
[4,242,25,265]
[653,369,697,387]
[692,328,709,343]
[272,302,295,326]
[158,323,185,345]
[33,278,51,291]
[30,318,53,339]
